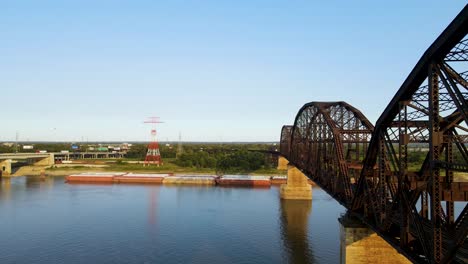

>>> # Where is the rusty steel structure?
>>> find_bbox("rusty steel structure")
[280,6,468,264]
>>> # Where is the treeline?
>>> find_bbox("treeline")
[0,143,73,153]
[121,143,276,173]
[216,150,268,173]
[127,143,276,160]
[175,151,217,168]
[175,149,272,173]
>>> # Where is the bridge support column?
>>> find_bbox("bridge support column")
[0,159,12,176]
[277,156,289,170]
[339,215,410,264]
[280,165,312,200]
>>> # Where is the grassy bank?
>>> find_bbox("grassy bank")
[44,159,285,176]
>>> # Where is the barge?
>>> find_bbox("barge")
[163,175,217,185]
[216,175,271,187]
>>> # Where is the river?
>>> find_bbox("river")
[0,176,346,264]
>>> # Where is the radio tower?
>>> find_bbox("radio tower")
[143,116,163,166]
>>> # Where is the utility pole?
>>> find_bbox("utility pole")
[15,131,19,153]
[177,132,183,158]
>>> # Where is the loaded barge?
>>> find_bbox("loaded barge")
[66,173,315,187]
[216,175,271,187]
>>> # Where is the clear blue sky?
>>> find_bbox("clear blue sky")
[1,1,466,142]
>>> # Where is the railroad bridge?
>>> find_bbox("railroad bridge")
[279,6,468,264]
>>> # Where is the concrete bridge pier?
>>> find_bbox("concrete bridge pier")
[0,159,12,176]
[277,156,289,170]
[339,214,410,264]
[280,164,312,200]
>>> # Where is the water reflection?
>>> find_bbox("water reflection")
[280,199,315,264]
[0,177,11,200]
[148,187,159,228]
[25,175,55,190]
[25,175,44,188]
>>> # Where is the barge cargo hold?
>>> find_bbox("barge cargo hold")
[66,172,170,184]
[65,172,127,183]
[216,175,271,187]
[163,175,217,185]
[114,173,172,184]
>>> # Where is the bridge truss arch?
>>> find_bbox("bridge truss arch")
[286,101,373,203]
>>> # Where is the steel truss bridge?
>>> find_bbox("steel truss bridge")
[279,6,468,263]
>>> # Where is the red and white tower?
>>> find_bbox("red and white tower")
[143,116,163,166]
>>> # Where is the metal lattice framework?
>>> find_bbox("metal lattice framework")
[281,6,468,263]
[288,102,373,203]
[280,125,293,156]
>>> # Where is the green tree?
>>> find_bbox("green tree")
[126,144,147,159]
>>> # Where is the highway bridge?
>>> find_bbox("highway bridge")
[0,153,55,176]
[0,151,126,176]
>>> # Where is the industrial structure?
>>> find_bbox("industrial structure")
[143,117,163,166]
[279,6,467,264]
